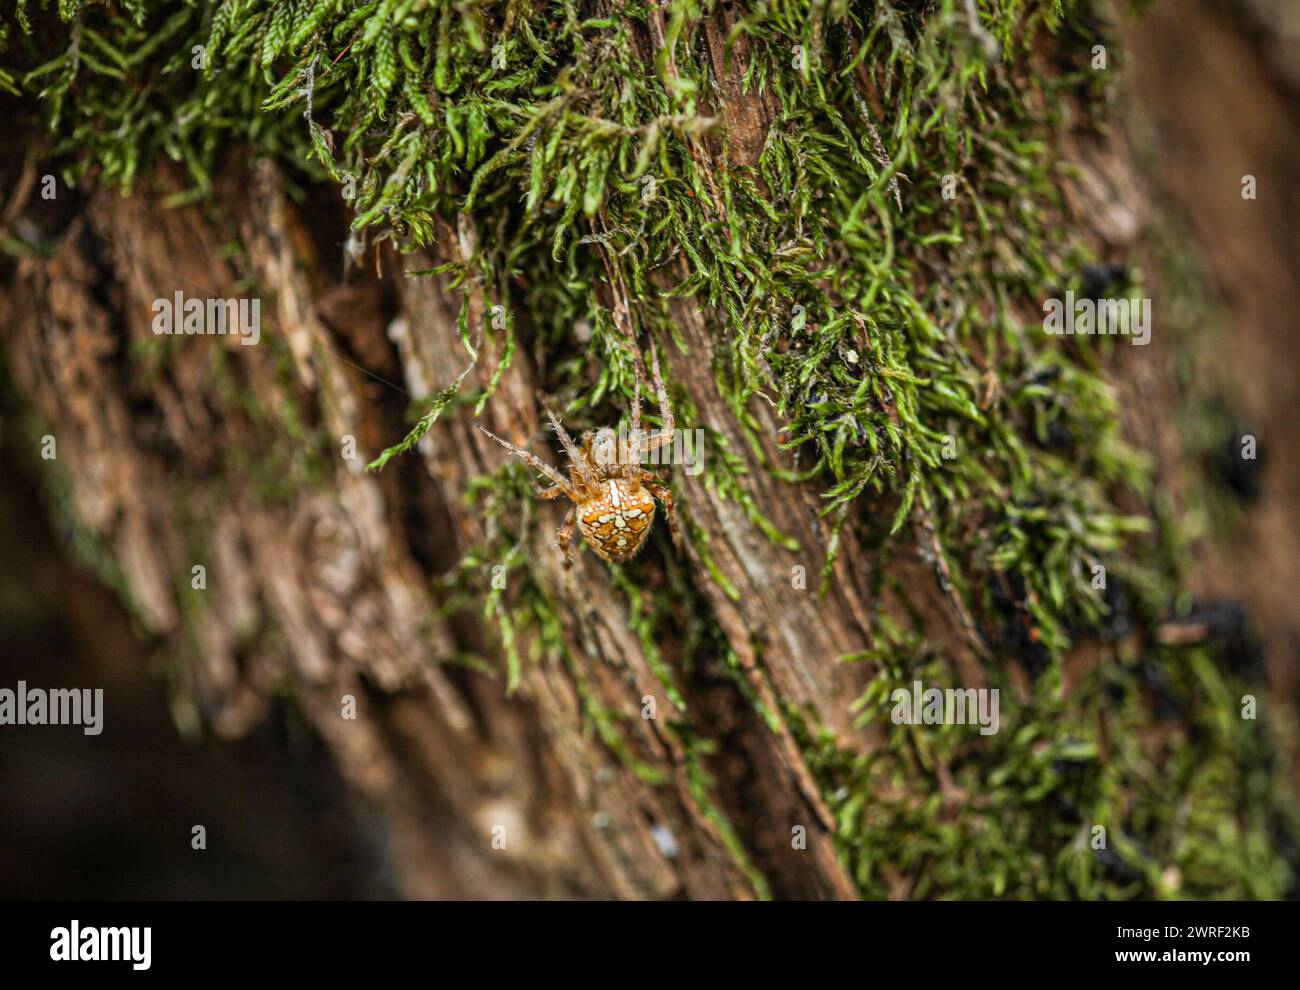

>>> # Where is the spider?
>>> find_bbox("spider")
[477,344,680,569]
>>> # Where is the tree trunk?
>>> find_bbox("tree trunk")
[1,1,1295,900]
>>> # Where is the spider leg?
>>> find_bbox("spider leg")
[640,473,680,550]
[536,483,568,500]
[557,505,578,570]
[476,424,575,495]
[628,346,643,463]
[641,340,674,454]
[542,403,599,490]
[566,464,592,498]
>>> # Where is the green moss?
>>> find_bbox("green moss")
[786,635,1296,899]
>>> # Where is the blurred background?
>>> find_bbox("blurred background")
[0,407,394,896]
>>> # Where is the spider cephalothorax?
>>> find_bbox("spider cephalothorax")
[478,344,680,569]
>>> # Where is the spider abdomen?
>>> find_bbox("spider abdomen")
[578,479,657,562]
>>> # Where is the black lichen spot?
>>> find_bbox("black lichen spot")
[987,569,1051,677]
[1138,661,1185,722]
[1093,844,1142,885]
[1186,599,1264,679]
[1210,422,1265,502]
[1078,262,1130,301]
[1100,579,1135,642]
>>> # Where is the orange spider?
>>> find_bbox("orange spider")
[477,344,680,569]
